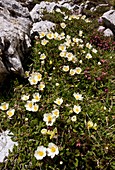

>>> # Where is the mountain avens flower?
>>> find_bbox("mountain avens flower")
[54,98,63,106]
[47,143,59,158]
[6,109,15,118]
[43,113,56,126]
[73,105,81,114]
[73,93,83,100]
[0,102,9,111]
[34,146,47,160]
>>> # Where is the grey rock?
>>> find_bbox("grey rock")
[30,1,80,22]
[31,21,55,35]
[0,0,32,86]
[103,28,114,36]
[102,10,115,35]
[98,26,106,32]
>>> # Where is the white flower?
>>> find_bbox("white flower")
[65,40,71,47]
[79,60,82,64]
[64,15,68,20]
[54,98,63,106]
[43,113,56,126]
[41,39,49,46]
[47,143,59,158]
[72,56,77,63]
[69,69,76,76]
[60,161,63,164]
[46,32,54,39]
[32,72,42,82]
[39,32,46,38]
[28,72,42,85]
[31,104,39,112]
[52,109,59,118]
[93,123,97,130]
[86,43,92,49]
[55,83,59,86]
[6,109,15,118]
[66,35,71,40]
[87,120,93,129]
[28,76,38,85]
[73,93,83,100]
[25,118,28,121]
[40,53,46,60]
[58,44,66,51]
[60,32,65,39]
[86,53,92,59]
[75,67,82,74]
[34,146,47,160]
[98,62,101,65]
[59,51,67,57]
[62,65,69,72]
[69,15,80,20]
[66,52,74,61]
[38,82,45,91]
[73,105,81,114]
[0,102,9,111]
[79,44,84,48]
[25,71,30,78]
[32,93,41,102]
[71,115,77,122]
[81,15,86,20]
[53,32,59,40]
[21,94,29,101]
[41,128,47,135]
[25,100,34,111]
[79,30,83,37]
[85,18,91,23]
[82,50,86,54]
[73,37,79,43]
[57,35,61,41]
[60,22,66,29]
[92,48,97,53]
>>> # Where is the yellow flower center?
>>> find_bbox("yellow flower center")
[37,75,41,80]
[48,116,52,122]
[8,111,13,117]
[37,151,44,156]
[75,95,79,99]
[3,105,7,110]
[35,96,39,100]
[54,111,58,116]
[33,105,38,111]
[51,147,56,153]
[75,108,79,112]
[76,69,81,73]
[57,101,61,105]
[60,46,65,51]
[28,103,33,108]
[32,79,37,83]
[40,85,43,89]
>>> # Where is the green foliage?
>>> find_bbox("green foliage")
[0,5,115,170]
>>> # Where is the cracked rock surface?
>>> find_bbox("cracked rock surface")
[0,0,32,87]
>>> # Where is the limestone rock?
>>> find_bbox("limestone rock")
[30,1,79,22]
[102,10,115,35]
[98,26,106,32]
[31,21,55,35]
[103,28,114,36]
[0,130,18,162]
[0,0,32,87]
